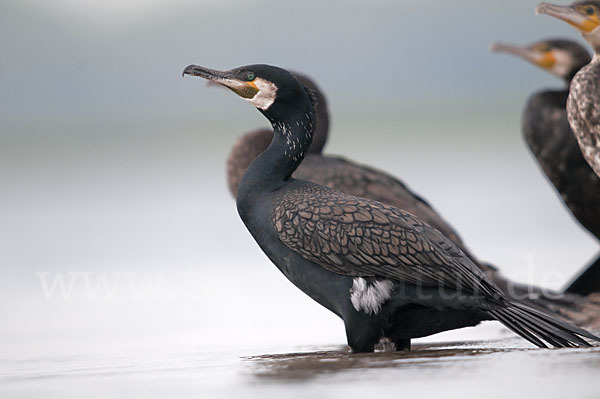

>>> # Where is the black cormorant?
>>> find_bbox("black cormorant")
[537,2,600,178]
[226,72,597,309]
[183,63,599,352]
[492,39,600,296]
[226,74,464,247]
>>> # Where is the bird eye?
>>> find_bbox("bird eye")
[542,45,553,52]
[587,6,595,15]
[246,72,255,81]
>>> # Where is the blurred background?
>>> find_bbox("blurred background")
[1,0,599,396]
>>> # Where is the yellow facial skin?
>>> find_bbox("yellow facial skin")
[230,81,259,99]
[574,4,600,32]
[532,44,558,69]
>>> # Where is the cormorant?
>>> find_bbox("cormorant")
[183,63,599,351]
[226,72,596,309]
[537,2,600,178]
[226,73,464,248]
[492,39,600,296]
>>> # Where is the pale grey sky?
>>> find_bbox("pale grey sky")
[1,0,583,134]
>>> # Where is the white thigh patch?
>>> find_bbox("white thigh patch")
[350,277,394,315]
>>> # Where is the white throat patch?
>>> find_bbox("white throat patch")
[551,49,576,78]
[350,278,394,315]
[246,77,277,110]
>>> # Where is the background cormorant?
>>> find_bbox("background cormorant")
[537,2,600,178]
[183,63,599,352]
[492,39,600,296]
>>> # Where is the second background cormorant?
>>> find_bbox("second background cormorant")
[537,1,600,178]
[492,39,600,296]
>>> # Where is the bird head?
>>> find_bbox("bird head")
[491,39,591,81]
[182,64,315,124]
[537,1,600,51]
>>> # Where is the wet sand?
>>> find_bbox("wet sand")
[246,341,521,381]
[2,338,599,399]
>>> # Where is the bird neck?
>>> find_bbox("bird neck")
[583,29,600,56]
[237,105,316,200]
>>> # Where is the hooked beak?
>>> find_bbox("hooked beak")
[491,42,555,69]
[182,65,259,99]
[536,2,599,33]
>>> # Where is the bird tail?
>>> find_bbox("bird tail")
[483,264,592,327]
[487,301,600,348]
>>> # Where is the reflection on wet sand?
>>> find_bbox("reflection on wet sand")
[243,339,532,381]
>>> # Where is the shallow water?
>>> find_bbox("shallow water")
[2,338,599,399]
